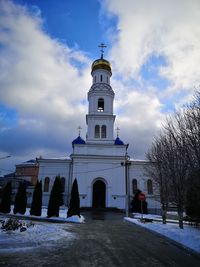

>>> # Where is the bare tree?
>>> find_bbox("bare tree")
[146,135,171,224]
[179,92,200,221]
[180,92,200,170]
[146,91,200,228]
[164,119,189,229]
[146,115,189,228]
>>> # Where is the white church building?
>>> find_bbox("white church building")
[37,48,160,213]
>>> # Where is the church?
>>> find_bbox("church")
[37,46,160,213]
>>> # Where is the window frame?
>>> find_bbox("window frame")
[132,179,138,194]
[95,125,100,138]
[101,125,107,138]
[44,177,50,192]
[147,179,153,194]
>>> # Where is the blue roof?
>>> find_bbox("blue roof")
[16,159,37,167]
[115,137,124,145]
[72,136,86,145]
[25,159,36,164]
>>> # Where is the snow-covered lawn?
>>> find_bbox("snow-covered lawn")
[125,214,200,254]
[0,207,84,253]
[0,218,75,254]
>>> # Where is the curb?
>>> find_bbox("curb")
[0,213,69,224]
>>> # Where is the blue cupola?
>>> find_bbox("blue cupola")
[72,136,86,145]
[115,137,124,145]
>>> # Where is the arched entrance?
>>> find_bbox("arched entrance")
[92,180,106,208]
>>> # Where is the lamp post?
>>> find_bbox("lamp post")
[121,149,131,217]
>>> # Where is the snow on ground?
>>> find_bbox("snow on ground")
[1,208,199,255]
[0,217,75,253]
[0,207,84,253]
[66,215,85,223]
[5,206,85,223]
[125,214,200,254]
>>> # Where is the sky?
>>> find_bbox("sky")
[0,0,200,175]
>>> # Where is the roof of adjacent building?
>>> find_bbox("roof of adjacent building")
[16,159,37,167]
[24,159,36,164]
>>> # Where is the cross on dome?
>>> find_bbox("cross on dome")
[77,126,82,136]
[115,127,120,137]
[98,43,107,59]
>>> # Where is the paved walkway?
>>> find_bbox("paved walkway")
[1,211,200,267]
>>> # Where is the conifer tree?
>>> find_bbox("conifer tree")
[47,176,63,217]
[30,180,42,216]
[67,178,80,218]
[13,181,27,215]
[0,181,12,213]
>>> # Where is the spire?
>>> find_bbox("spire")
[98,43,107,59]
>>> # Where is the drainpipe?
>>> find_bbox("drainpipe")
[67,155,73,207]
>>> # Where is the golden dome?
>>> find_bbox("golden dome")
[91,58,112,74]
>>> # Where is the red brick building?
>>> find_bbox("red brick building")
[15,159,38,186]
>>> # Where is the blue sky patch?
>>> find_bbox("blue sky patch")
[14,0,111,58]
[0,104,18,128]
[140,54,170,91]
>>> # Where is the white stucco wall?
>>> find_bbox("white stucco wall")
[72,157,126,209]
[37,158,71,206]
[129,160,161,213]
[36,153,160,212]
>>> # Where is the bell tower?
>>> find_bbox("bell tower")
[86,44,115,144]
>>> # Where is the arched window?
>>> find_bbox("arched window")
[95,125,100,138]
[100,74,103,82]
[61,177,65,192]
[147,179,153,194]
[97,98,104,112]
[44,177,50,192]
[132,179,137,194]
[101,125,106,138]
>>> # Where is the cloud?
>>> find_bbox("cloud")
[0,0,171,174]
[113,79,164,158]
[94,0,200,157]
[0,1,90,115]
[104,0,200,95]
[0,0,90,170]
